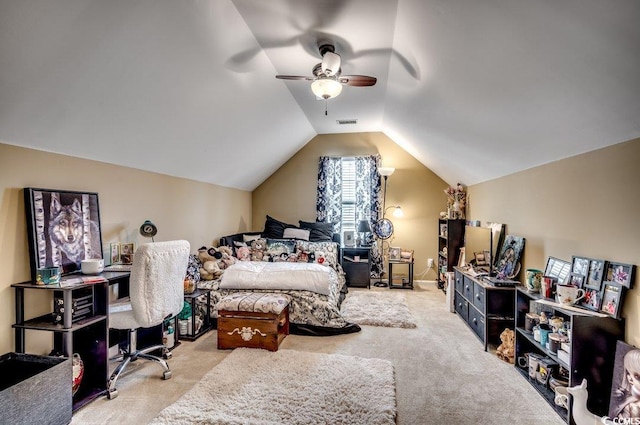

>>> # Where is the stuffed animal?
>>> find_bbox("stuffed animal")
[314,251,327,265]
[250,238,267,261]
[496,328,515,364]
[212,245,237,270]
[236,245,251,261]
[197,246,222,281]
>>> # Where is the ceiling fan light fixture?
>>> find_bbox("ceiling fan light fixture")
[311,77,343,100]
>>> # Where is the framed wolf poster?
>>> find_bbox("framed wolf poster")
[24,188,103,279]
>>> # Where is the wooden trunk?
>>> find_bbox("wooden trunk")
[217,306,289,352]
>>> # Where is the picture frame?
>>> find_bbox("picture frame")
[119,243,135,265]
[579,288,602,311]
[585,258,606,290]
[495,235,525,279]
[571,256,590,277]
[110,242,121,265]
[439,223,447,237]
[600,281,624,319]
[474,250,490,267]
[569,274,585,288]
[24,187,103,280]
[609,341,640,419]
[389,246,401,261]
[343,230,355,247]
[544,256,571,285]
[605,262,636,289]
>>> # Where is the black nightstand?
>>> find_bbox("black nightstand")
[340,246,371,288]
[178,288,212,341]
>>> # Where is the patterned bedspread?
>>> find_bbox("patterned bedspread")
[197,265,350,329]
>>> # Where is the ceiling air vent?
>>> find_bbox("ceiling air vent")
[336,119,358,125]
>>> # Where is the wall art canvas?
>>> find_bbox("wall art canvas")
[609,340,640,420]
[495,235,525,279]
[24,188,103,279]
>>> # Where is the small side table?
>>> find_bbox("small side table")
[388,260,414,290]
[178,288,212,341]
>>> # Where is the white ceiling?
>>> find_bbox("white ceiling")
[1,0,639,191]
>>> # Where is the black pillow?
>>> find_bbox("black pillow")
[299,220,335,242]
[263,215,298,239]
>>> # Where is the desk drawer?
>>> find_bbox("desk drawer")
[463,276,474,300]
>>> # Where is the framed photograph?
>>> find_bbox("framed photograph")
[605,262,636,289]
[474,250,490,267]
[439,223,447,237]
[544,256,571,285]
[343,230,355,247]
[119,243,135,264]
[579,288,602,311]
[585,259,606,290]
[609,341,640,419]
[389,246,401,261]
[569,274,585,287]
[495,235,525,279]
[600,282,624,318]
[110,243,121,264]
[24,188,103,280]
[571,256,590,277]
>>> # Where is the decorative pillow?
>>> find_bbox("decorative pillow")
[243,233,261,243]
[185,254,201,282]
[283,227,310,241]
[263,215,298,239]
[296,241,339,268]
[298,220,335,242]
[266,238,298,262]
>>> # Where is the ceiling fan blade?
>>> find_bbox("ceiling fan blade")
[321,51,341,76]
[338,75,377,87]
[275,75,315,81]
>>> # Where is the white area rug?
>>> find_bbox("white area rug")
[340,291,417,328]
[149,348,396,425]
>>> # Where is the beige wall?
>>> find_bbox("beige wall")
[252,132,449,278]
[0,143,251,354]
[468,138,640,345]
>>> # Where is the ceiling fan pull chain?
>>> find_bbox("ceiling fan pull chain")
[325,99,328,116]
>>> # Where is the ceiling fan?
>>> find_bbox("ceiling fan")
[275,43,377,104]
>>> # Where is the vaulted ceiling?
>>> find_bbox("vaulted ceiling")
[1,0,639,191]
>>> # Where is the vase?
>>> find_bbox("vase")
[525,269,543,293]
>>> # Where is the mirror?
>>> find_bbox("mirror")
[464,221,506,276]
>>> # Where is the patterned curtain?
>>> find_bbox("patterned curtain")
[316,155,384,279]
[316,156,342,232]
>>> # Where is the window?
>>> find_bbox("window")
[341,157,356,234]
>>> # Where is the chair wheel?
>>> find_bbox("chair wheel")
[163,351,172,360]
[107,389,118,400]
[163,371,172,380]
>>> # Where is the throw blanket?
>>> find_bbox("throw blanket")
[220,261,334,296]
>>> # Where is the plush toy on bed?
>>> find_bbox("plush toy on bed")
[235,245,251,261]
[214,245,237,270]
[198,246,222,281]
[250,238,268,261]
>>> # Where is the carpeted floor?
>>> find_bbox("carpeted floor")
[341,290,417,328]
[149,348,396,425]
[71,283,566,425]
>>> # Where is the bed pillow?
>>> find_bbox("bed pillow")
[243,233,262,243]
[266,238,298,262]
[296,240,339,268]
[263,215,298,239]
[298,220,335,242]
[283,227,310,241]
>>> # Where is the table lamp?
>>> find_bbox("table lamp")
[357,220,372,246]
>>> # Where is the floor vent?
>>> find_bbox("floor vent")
[336,119,358,125]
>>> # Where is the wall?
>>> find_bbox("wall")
[467,138,640,345]
[0,143,252,354]
[252,132,449,278]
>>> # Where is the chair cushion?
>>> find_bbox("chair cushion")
[108,297,139,330]
[217,292,290,315]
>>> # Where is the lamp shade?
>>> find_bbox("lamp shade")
[311,77,343,99]
[392,206,404,218]
[378,167,395,177]
[357,220,371,233]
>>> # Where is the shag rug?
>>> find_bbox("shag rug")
[340,291,418,328]
[149,348,396,425]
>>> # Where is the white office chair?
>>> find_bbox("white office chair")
[106,240,190,399]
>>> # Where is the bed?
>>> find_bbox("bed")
[189,222,360,335]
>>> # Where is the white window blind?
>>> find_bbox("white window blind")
[341,157,356,233]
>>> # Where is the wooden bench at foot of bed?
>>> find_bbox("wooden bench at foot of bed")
[217,292,290,352]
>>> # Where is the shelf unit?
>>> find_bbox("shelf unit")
[178,288,213,341]
[453,268,515,351]
[515,287,624,423]
[437,219,465,291]
[12,271,129,411]
[340,246,372,288]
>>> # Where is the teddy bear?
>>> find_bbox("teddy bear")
[198,246,222,281]
[496,328,515,364]
[250,238,267,261]
[213,245,237,270]
[235,245,251,261]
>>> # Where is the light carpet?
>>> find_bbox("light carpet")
[149,348,396,425]
[341,290,417,328]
